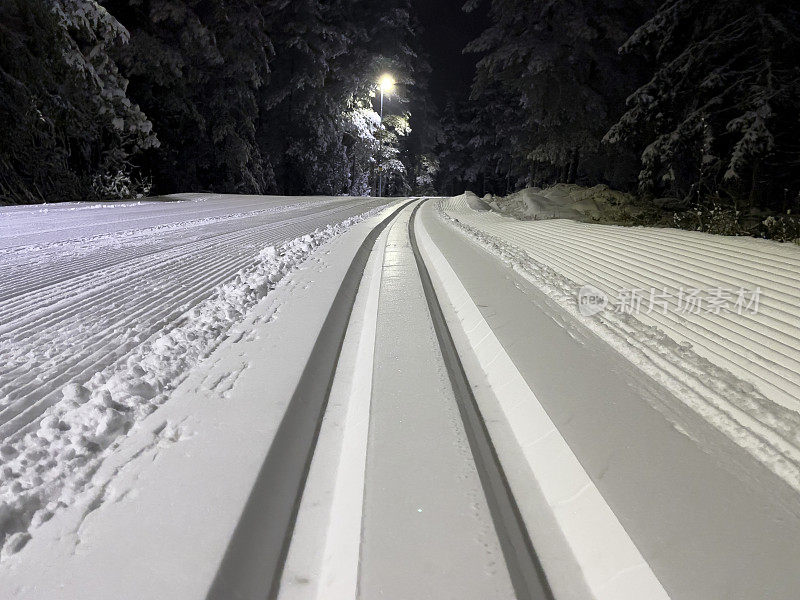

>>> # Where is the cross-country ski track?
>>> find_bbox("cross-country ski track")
[2,195,800,600]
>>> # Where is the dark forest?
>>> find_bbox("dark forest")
[2,0,799,229]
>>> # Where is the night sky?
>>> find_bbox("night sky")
[411,0,489,108]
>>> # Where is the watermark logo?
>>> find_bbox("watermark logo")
[576,285,761,317]
[578,285,609,317]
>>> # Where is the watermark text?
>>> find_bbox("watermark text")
[577,285,761,317]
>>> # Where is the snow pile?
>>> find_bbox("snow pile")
[478,184,636,221]
[438,195,800,495]
[0,207,382,559]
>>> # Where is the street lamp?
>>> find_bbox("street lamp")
[377,74,395,197]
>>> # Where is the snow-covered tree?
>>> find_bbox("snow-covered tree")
[400,39,439,196]
[465,0,655,191]
[376,112,411,195]
[257,0,428,196]
[412,154,440,195]
[2,0,436,201]
[606,0,800,209]
[1,0,156,203]
[106,0,272,193]
[436,100,475,196]
[344,103,381,195]
[254,0,349,194]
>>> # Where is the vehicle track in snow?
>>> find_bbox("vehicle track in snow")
[0,196,389,441]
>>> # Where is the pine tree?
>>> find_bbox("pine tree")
[106,0,272,194]
[436,100,475,196]
[606,0,800,209]
[466,84,526,195]
[0,0,157,203]
[2,0,436,201]
[465,0,655,190]
[343,101,381,195]
[253,0,429,196]
[256,0,354,194]
[377,112,411,195]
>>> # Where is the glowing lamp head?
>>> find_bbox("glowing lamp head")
[378,73,395,94]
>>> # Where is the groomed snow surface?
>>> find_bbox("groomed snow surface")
[2,191,800,600]
[0,195,390,559]
[441,193,800,496]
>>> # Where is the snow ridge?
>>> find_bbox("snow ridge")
[437,196,800,498]
[0,206,382,559]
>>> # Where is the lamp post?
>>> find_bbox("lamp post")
[377,73,395,197]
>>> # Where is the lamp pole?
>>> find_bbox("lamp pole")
[378,87,384,197]
[376,74,394,198]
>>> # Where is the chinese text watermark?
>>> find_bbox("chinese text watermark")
[577,285,761,317]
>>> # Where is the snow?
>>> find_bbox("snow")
[4,191,798,598]
[278,219,388,600]
[357,204,516,599]
[415,207,669,600]
[439,193,800,495]
[482,187,585,220]
[479,184,635,221]
[423,202,800,598]
[0,201,401,599]
[0,195,390,560]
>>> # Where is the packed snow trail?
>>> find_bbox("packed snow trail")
[4,194,800,600]
[357,203,526,599]
[421,201,800,600]
[203,199,415,600]
[0,194,390,557]
[205,201,553,600]
[440,193,800,494]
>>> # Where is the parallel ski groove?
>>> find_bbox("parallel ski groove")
[409,201,554,600]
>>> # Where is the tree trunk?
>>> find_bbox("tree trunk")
[567,148,580,184]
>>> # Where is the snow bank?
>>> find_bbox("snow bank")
[478,184,635,221]
[0,206,383,559]
[438,194,800,495]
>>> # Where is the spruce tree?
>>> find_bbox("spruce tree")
[606,0,800,210]
[0,0,156,203]
[106,0,272,194]
[465,0,655,190]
